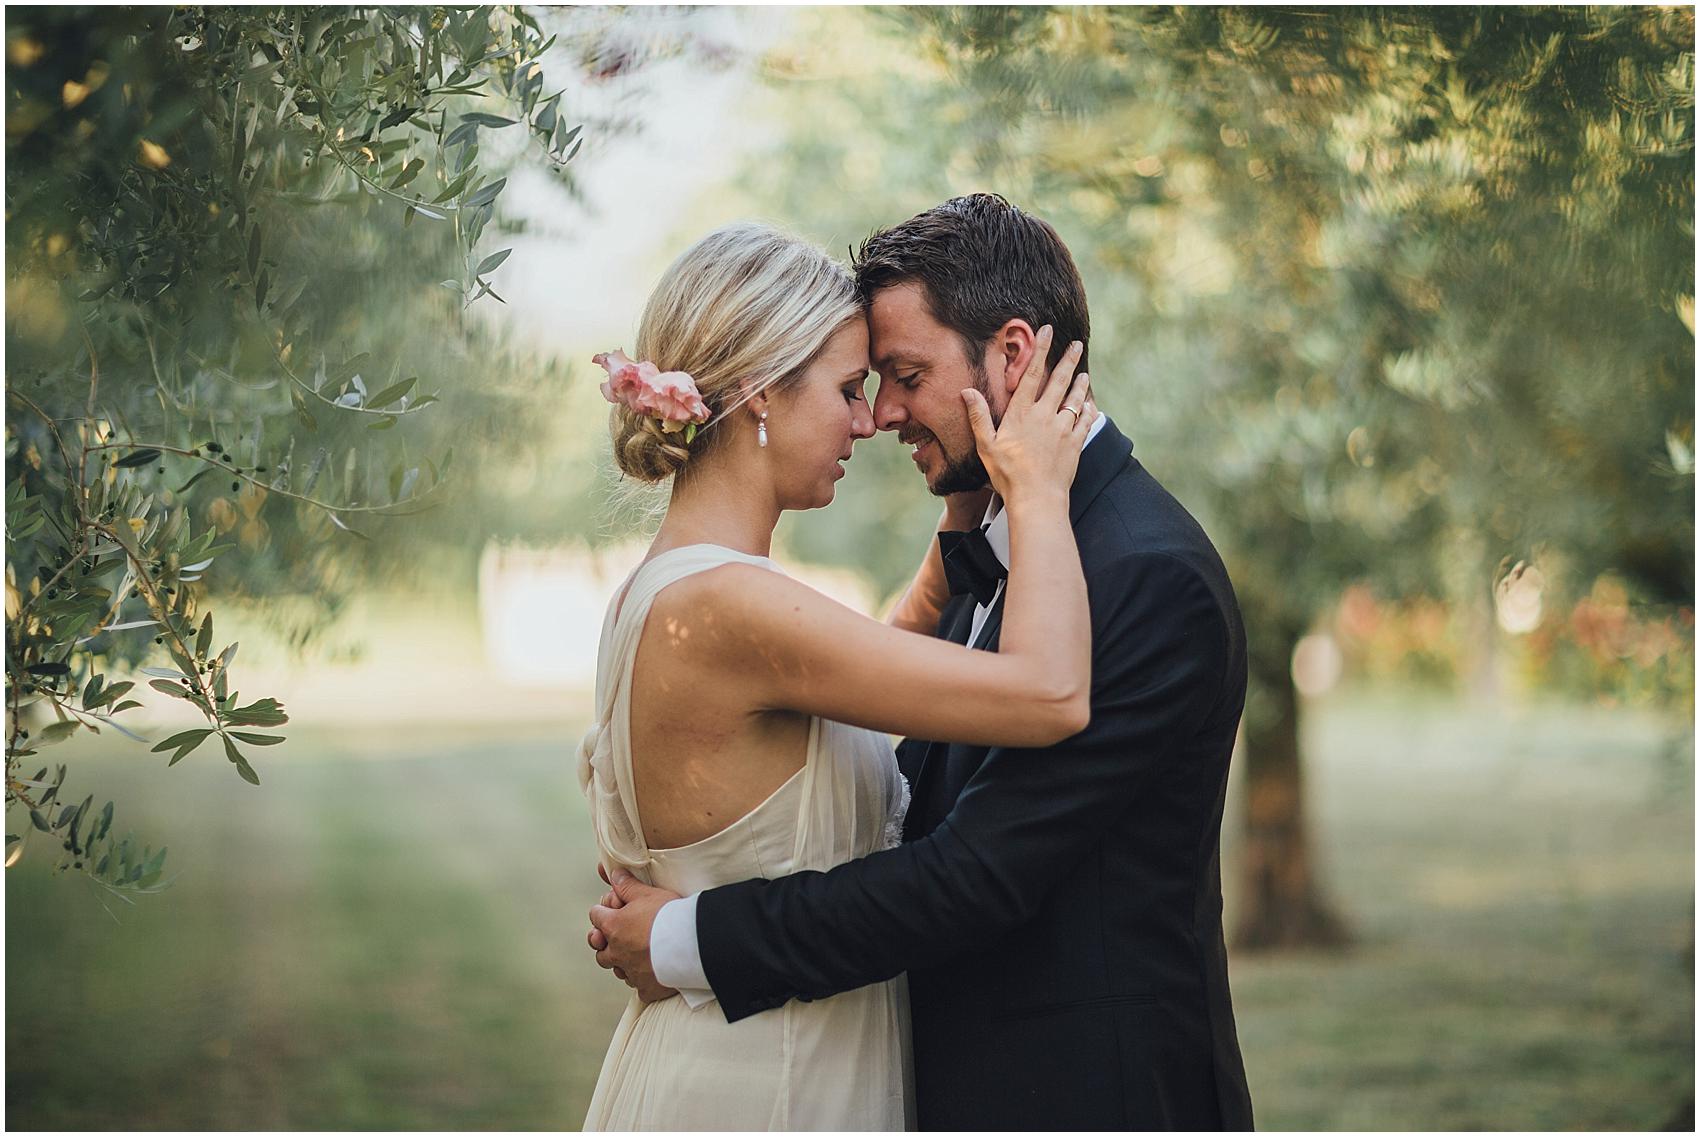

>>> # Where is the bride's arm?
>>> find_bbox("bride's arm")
[656,330,1096,749]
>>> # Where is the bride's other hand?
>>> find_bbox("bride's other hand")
[961,325,1093,507]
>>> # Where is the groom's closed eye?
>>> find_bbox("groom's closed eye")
[873,354,921,388]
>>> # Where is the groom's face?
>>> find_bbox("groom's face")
[867,283,1002,496]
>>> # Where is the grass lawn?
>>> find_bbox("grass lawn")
[6,693,1692,1129]
[1224,693,1693,1130]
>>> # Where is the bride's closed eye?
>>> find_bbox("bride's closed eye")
[843,381,868,403]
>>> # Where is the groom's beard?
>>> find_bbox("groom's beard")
[923,361,994,497]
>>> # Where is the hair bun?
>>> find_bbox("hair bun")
[612,409,693,483]
[605,221,859,482]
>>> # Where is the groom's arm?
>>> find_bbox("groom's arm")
[641,720,942,1000]
[697,551,1234,1022]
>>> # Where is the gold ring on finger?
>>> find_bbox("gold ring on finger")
[1062,405,1082,425]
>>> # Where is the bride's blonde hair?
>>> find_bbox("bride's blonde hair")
[611,222,861,482]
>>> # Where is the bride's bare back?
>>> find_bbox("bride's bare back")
[627,564,810,849]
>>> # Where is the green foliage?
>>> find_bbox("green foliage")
[5,6,589,891]
[900,5,1692,614]
[753,5,1693,676]
[742,7,1692,942]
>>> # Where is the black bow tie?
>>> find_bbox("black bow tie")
[938,525,1007,608]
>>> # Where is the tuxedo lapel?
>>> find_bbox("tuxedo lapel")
[906,419,1135,839]
[941,592,977,647]
[904,595,975,840]
[1069,416,1134,525]
[970,418,1131,654]
[971,591,1006,651]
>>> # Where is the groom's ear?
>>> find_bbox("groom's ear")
[994,319,1039,401]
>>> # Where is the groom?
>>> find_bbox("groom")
[588,194,1254,1131]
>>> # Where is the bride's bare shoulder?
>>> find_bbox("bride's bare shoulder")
[645,562,837,659]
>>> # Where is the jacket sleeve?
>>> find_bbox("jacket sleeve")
[696,552,1232,1023]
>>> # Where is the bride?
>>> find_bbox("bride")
[577,221,1094,1130]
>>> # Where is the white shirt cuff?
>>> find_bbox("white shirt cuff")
[650,892,716,1009]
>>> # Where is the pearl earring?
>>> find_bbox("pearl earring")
[757,410,769,448]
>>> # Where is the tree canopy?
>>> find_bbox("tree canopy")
[5,6,592,894]
[742,5,1692,945]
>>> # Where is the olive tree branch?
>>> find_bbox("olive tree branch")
[88,521,222,727]
[269,345,435,419]
[83,443,446,516]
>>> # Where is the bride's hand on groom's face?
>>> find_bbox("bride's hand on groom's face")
[963,325,1093,507]
[587,866,681,1004]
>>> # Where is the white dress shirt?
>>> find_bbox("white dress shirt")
[650,415,1114,1002]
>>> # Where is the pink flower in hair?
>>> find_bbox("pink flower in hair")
[593,349,711,435]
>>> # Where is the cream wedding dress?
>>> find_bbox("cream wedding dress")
[578,545,912,1131]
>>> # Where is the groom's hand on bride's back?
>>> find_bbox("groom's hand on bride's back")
[587,866,682,1005]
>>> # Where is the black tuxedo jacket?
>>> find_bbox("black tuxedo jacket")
[696,419,1255,1131]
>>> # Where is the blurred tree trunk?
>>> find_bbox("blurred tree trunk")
[1234,625,1351,951]
[1463,583,1502,702]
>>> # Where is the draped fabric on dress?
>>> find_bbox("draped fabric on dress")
[579,544,912,1131]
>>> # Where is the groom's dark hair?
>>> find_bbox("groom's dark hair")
[852,193,1090,375]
